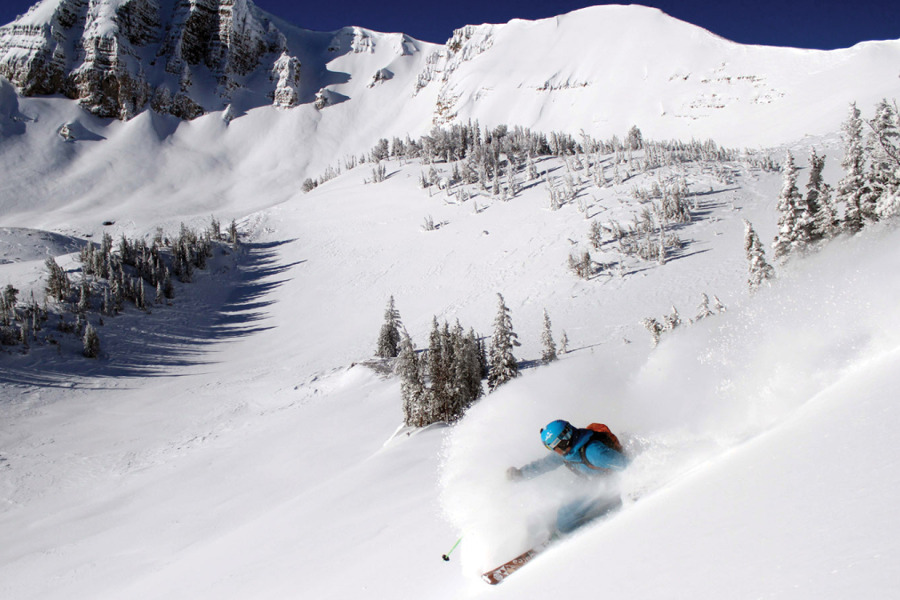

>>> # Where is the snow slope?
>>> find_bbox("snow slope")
[0,4,899,599]
[1,141,899,598]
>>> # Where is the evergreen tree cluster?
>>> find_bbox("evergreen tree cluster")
[835,99,900,231]
[641,294,726,347]
[567,250,595,279]
[300,120,750,204]
[593,205,685,266]
[774,99,900,265]
[389,293,537,428]
[1,218,232,359]
[758,98,900,293]
[397,317,486,428]
[0,283,49,348]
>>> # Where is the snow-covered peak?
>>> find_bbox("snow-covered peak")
[409,3,900,146]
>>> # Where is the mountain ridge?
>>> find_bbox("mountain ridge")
[1,2,898,234]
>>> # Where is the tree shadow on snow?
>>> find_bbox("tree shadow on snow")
[0,240,302,388]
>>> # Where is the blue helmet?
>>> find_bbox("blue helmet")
[541,420,574,452]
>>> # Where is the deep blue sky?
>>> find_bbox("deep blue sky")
[1,0,897,50]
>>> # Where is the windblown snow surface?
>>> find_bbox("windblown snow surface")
[1,4,899,599]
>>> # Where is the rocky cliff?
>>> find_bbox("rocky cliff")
[0,0,296,119]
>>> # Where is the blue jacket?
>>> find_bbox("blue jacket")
[520,428,627,479]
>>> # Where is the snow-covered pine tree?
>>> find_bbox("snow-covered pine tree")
[541,309,557,363]
[836,102,867,234]
[641,317,663,347]
[714,295,727,313]
[744,220,775,293]
[439,321,458,420]
[44,257,71,303]
[695,293,714,321]
[371,161,387,183]
[229,219,239,249]
[162,268,174,299]
[506,159,519,197]
[464,327,485,402]
[375,296,403,358]
[427,317,451,418]
[866,98,900,219]
[559,330,568,355]
[487,293,519,391]
[663,306,681,331]
[82,323,100,358]
[568,250,593,279]
[448,321,483,419]
[397,330,428,427]
[1,285,17,329]
[77,279,91,313]
[804,148,839,241]
[772,151,810,262]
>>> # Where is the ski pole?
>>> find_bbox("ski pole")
[442,536,462,562]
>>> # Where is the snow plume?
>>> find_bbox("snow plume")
[439,354,634,576]
[441,224,900,577]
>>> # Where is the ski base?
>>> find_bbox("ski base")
[481,542,549,585]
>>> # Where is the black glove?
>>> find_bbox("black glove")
[506,466,523,481]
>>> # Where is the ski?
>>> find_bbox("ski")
[480,496,624,584]
[481,542,549,585]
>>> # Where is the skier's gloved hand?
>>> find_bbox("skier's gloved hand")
[506,466,522,481]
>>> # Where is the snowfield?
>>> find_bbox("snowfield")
[1,3,899,599]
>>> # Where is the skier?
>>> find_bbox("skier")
[506,419,627,534]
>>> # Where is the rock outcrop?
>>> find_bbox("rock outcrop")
[0,0,301,120]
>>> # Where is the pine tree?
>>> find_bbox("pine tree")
[449,321,483,419]
[439,321,457,421]
[3,284,18,315]
[44,257,71,303]
[427,318,451,417]
[695,293,714,321]
[772,151,810,262]
[540,309,557,363]
[162,268,174,299]
[229,219,239,249]
[641,317,663,347]
[663,306,681,331]
[804,148,827,242]
[397,330,427,427]
[487,293,519,391]
[376,296,402,358]
[463,327,485,404]
[867,98,900,219]
[804,149,841,240]
[836,102,867,234]
[744,220,775,293]
[77,279,91,313]
[83,323,100,358]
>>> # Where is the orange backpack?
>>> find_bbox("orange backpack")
[586,423,623,454]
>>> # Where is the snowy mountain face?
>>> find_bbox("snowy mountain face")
[3,2,900,131]
[0,2,898,235]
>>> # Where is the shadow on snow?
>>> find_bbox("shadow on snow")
[0,240,301,388]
